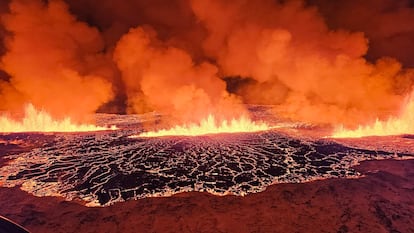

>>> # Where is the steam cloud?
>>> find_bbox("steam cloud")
[0,0,413,127]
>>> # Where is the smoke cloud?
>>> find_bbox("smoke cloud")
[312,0,414,67]
[0,0,113,121]
[190,0,414,126]
[0,0,413,127]
[113,26,244,123]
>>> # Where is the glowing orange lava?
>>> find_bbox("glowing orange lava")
[137,115,269,137]
[332,93,414,138]
[0,104,117,133]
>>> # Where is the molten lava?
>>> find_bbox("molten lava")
[332,93,414,138]
[138,115,269,137]
[0,104,116,133]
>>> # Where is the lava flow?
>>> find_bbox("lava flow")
[137,115,269,137]
[331,92,414,138]
[0,104,116,133]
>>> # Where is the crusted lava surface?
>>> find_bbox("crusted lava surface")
[1,127,412,206]
[0,112,414,233]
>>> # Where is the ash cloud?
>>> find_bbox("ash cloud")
[0,0,413,127]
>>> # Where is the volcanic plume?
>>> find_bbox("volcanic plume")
[0,0,413,135]
[1,2,414,233]
[0,0,113,122]
[113,26,246,124]
[190,0,414,128]
[312,0,414,67]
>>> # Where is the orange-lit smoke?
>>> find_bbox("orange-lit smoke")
[312,0,414,67]
[190,0,414,127]
[114,27,246,124]
[0,0,113,122]
[0,0,413,133]
[332,90,414,138]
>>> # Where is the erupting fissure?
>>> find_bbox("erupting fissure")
[0,0,414,138]
[0,104,117,133]
[331,92,414,138]
[137,115,269,137]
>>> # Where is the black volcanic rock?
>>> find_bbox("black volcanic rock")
[0,131,411,206]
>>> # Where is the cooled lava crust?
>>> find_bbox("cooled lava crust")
[1,131,411,206]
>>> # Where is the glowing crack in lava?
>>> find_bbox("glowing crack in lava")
[332,92,414,138]
[0,104,117,133]
[137,115,269,137]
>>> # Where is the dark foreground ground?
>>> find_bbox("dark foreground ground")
[0,158,413,233]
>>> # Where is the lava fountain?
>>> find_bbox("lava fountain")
[137,114,269,137]
[0,104,117,133]
[331,91,414,138]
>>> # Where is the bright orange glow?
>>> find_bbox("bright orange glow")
[0,104,117,133]
[137,115,269,137]
[332,93,414,138]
